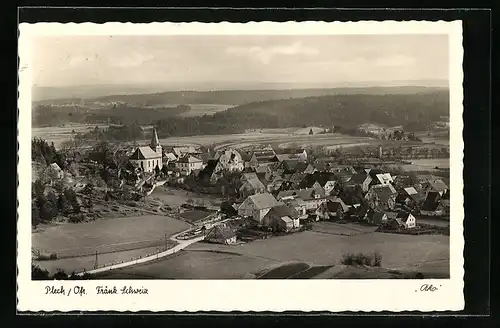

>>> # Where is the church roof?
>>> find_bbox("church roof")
[130,146,161,160]
[150,127,160,148]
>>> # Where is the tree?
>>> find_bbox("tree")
[309,128,314,135]
[57,192,72,216]
[64,188,81,213]
[155,165,161,176]
[32,199,40,227]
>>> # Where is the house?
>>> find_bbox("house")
[374,173,394,186]
[303,164,317,174]
[278,160,309,174]
[248,148,278,168]
[282,198,307,218]
[237,193,281,224]
[277,187,327,212]
[164,152,177,164]
[396,187,426,208]
[299,172,336,190]
[129,128,163,173]
[239,173,266,198]
[423,179,449,196]
[420,191,446,216]
[266,176,285,193]
[274,150,308,163]
[43,162,64,183]
[315,197,349,220]
[365,185,398,211]
[172,146,200,159]
[262,204,301,232]
[220,201,238,217]
[204,224,237,245]
[395,212,417,229]
[365,210,388,225]
[338,185,365,211]
[255,166,273,181]
[347,173,373,192]
[176,155,204,175]
[214,149,245,172]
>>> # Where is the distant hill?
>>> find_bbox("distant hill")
[32,87,449,132]
[154,90,449,137]
[34,86,446,106]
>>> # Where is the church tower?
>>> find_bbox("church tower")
[150,127,162,155]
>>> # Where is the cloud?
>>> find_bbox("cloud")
[68,55,98,67]
[225,41,319,64]
[374,54,416,67]
[110,53,155,68]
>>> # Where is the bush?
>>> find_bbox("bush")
[341,251,382,267]
[49,253,58,260]
[69,213,87,223]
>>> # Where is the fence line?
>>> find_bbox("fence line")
[85,242,177,272]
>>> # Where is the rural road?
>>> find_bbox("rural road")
[74,230,204,276]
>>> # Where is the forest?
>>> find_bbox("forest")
[155,91,449,137]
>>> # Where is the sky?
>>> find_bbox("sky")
[32,34,449,89]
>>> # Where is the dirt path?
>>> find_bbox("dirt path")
[74,229,204,276]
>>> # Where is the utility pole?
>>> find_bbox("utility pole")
[94,250,98,269]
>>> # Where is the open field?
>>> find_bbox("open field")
[32,123,110,148]
[97,250,278,279]
[151,186,222,208]
[99,228,449,279]
[32,215,189,258]
[392,158,450,172]
[178,104,233,117]
[34,246,165,275]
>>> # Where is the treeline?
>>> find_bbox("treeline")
[80,124,145,142]
[32,264,92,280]
[32,137,66,167]
[32,104,190,127]
[81,86,446,106]
[32,179,87,227]
[155,91,449,137]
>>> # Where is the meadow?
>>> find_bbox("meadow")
[99,229,450,279]
[178,104,233,117]
[32,215,189,258]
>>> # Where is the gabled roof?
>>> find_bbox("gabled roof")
[129,146,161,160]
[178,155,203,163]
[426,179,449,192]
[403,187,418,195]
[277,187,326,201]
[421,191,442,211]
[325,197,349,212]
[375,173,394,185]
[247,193,280,210]
[241,177,266,191]
[242,172,259,181]
[267,203,300,220]
[282,160,308,172]
[350,173,371,184]
[173,146,198,157]
[164,152,177,161]
[368,211,387,222]
[368,169,385,179]
[396,212,414,222]
[206,224,236,241]
[299,172,337,188]
[370,183,397,194]
[368,185,397,202]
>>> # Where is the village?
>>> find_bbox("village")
[31,123,450,280]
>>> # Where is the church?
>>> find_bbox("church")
[129,127,163,172]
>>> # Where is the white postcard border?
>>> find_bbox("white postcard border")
[17,20,464,312]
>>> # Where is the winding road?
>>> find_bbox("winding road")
[74,229,205,276]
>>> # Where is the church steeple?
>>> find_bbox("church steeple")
[150,127,162,154]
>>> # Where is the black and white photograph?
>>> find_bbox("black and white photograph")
[18,21,464,312]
